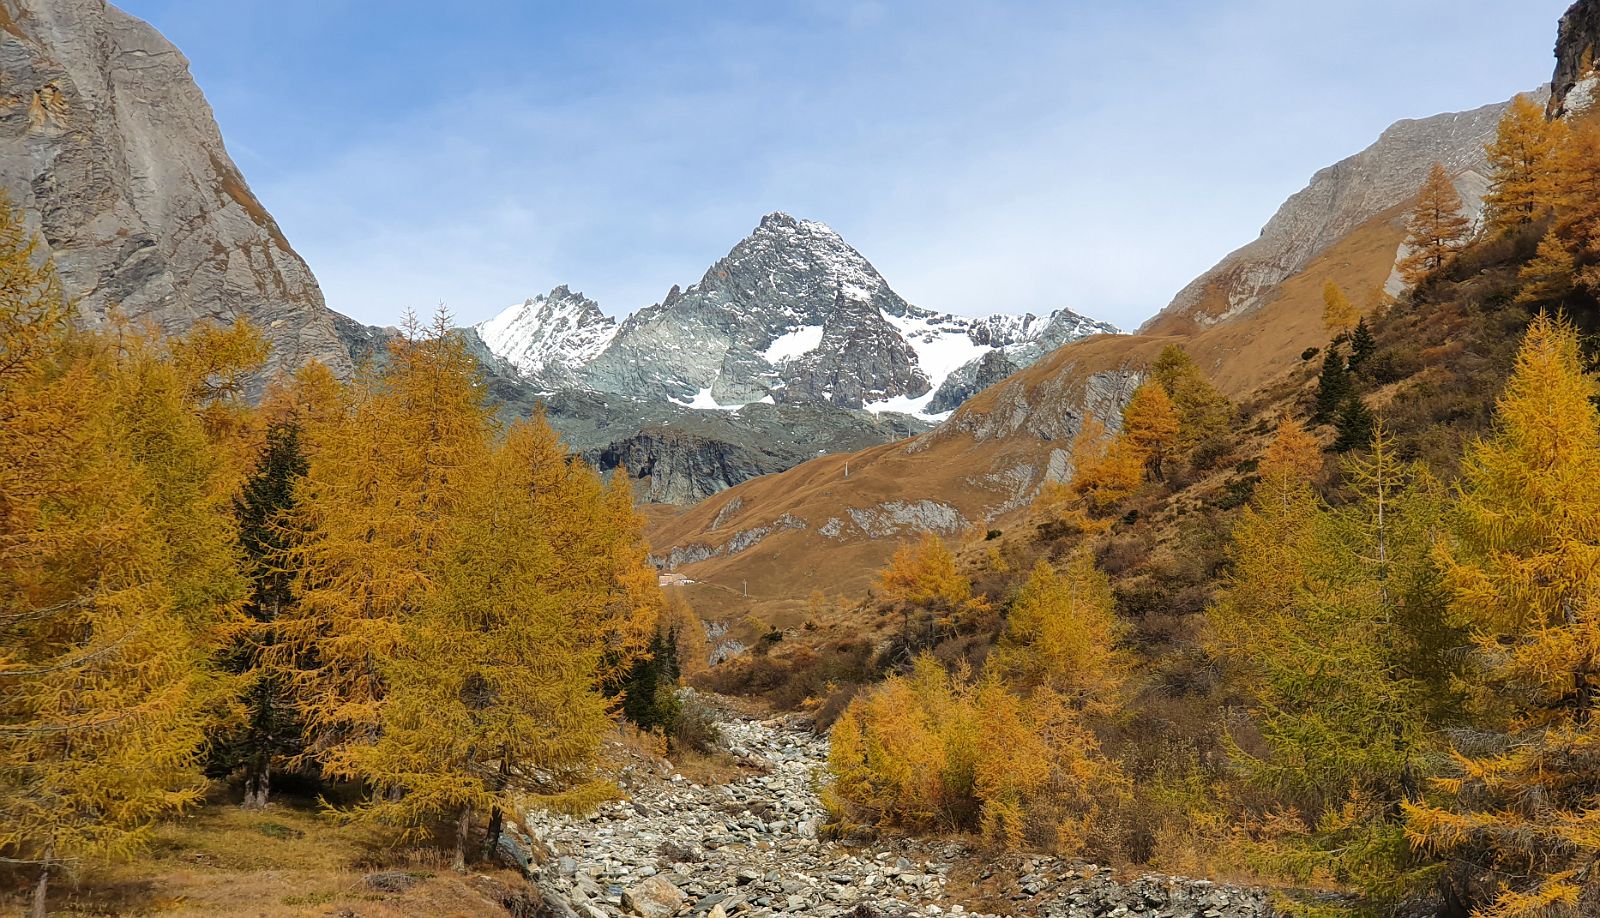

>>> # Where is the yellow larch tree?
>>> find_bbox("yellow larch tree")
[1405,315,1600,918]
[1149,345,1232,456]
[1121,381,1180,480]
[331,420,618,871]
[282,310,491,772]
[1066,417,1146,515]
[1322,280,1360,336]
[1484,93,1569,233]
[1519,121,1600,303]
[879,533,972,609]
[0,203,233,915]
[824,656,1127,858]
[1398,163,1474,286]
[992,554,1125,708]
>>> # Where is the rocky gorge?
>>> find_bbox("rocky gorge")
[505,698,1277,918]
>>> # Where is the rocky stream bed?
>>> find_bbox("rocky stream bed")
[511,701,1277,918]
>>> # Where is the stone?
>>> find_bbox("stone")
[623,875,687,918]
[362,871,421,893]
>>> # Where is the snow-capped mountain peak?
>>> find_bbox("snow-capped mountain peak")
[475,216,1118,420]
[475,285,617,383]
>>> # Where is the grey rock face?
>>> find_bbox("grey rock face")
[1143,91,1544,333]
[476,285,617,387]
[1551,0,1600,118]
[0,0,350,382]
[778,290,929,407]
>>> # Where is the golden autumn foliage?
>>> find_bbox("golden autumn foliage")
[1121,381,1180,481]
[0,200,263,911]
[824,656,1127,857]
[279,312,492,766]
[1405,315,1600,918]
[1209,419,1455,906]
[1321,281,1360,336]
[878,533,973,610]
[1149,345,1232,455]
[328,418,623,870]
[1398,163,1473,286]
[1065,417,1146,515]
[993,555,1124,707]
[1484,93,1569,233]
[1519,121,1600,304]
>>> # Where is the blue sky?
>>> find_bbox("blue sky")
[118,1,1570,331]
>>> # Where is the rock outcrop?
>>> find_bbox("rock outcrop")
[1551,0,1600,118]
[0,0,350,381]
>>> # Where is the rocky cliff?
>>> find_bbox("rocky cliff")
[0,0,350,381]
[1551,0,1600,118]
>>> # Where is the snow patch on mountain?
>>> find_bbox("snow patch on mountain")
[763,325,825,363]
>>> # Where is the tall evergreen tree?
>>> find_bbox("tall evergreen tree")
[1314,343,1352,424]
[215,422,309,809]
[1211,423,1448,908]
[1333,394,1375,453]
[1348,317,1377,371]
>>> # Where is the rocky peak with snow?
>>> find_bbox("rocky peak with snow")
[478,212,1118,420]
[475,285,616,387]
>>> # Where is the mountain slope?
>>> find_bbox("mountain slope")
[0,0,350,381]
[648,91,1532,625]
[1142,92,1540,336]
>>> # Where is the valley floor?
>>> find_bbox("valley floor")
[3,699,1280,918]
[525,698,1276,918]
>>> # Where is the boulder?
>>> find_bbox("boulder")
[622,875,687,917]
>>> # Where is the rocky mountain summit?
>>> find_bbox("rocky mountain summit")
[0,0,350,382]
[477,213,1118,421]
[515,697,1275,918]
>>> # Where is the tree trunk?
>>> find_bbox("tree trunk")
[482,805,504,863]
[452,804,472,873]
[242,756,270,809]
[30,855,49,918]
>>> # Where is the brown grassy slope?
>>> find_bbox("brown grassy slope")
[646,207,1408,635]
[0,803,535,918]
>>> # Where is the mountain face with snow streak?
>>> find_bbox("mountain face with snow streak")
[476,285,617,387]
[476,213,1118,421]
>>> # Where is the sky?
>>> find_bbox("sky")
[117,1,1572,331]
